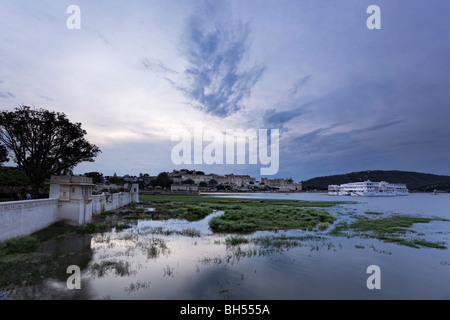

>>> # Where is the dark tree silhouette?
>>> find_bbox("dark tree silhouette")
[84,171,105,184]
[151,172,172,189]
[0,106,101,198]
[0,144,8,165]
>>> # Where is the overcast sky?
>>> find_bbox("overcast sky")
[1,0,450,181]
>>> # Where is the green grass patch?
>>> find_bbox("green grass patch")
[0,253,62,287]
[115,224,133,231]
[330,215,448,249]
[210,206,336,233]
[139,194,341,232]
[0,236,38,255]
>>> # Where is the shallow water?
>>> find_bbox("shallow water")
[4,193,450,300]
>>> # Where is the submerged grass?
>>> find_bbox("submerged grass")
[330,215,448,249]
[0,221,113,288]
[89,260,134,278]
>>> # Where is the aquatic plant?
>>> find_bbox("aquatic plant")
[89,260,134,278]
[330,215,449,249]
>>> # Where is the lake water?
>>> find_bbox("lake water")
[4,193,450,300]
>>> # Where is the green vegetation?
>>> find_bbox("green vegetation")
[330,215,448,249]
[0,252,62,287]
[0,167,31,200]
[0,106,101,198]
[0,221,113,288]
[139,194,340,233]
[32,221,110,242]
[210,207,335,233]
[146,195,336,230]
[0,236,38,255]
[89,260,133,278]
[225,236,249,246]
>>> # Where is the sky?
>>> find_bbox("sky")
[1,0,450,182]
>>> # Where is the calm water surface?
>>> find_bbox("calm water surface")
[5,193,450,300]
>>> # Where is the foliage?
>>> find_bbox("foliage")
[330,215,448,249]
[209,206,336,233]
[84,171,105,184]
[106,173,125,185]
[151,172,173,189]
[0,167,30,189]
[182,178,195,185]
[0,106,101,197]
[89,260,133,278]
[0,236,38,255]
[0,144,8,165]
[140,194,340,232]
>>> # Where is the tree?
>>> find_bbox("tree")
[0,144,8,165]
[106,173,125,185]
[182,178,195,185]
[0,106,101,198]
[0,167,30,197]
[84,171,104,184]
[151,172,172,189]
[209,179,218,186]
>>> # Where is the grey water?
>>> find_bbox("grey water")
[5,193,450,300]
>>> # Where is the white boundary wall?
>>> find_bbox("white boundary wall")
[0,178,139,241]
[0,199,59,242]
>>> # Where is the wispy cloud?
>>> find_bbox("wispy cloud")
[178,1,265,117]
[263,104,309,129]
[288,119,404,156]
[288,75,312,96]
[0,92,14,99]
[141,58,177,74]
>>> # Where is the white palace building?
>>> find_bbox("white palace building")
[328,180,409,197]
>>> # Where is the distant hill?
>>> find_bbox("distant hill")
[302,170,450,192]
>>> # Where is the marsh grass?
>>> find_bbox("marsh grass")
[89,260,134,278]
[145,238,170,260]
[124,280,151,294]
[0,236,38,255]
[330,215,448,249]
[209,206,336,233]
[115,224,133,232]
[225,236,249,246]
[139,195,342,228]
[139,226,201,237]
[365,212,384,215]
[0,252,62,287]
[200,235,334,266]
[163,265,174,277]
